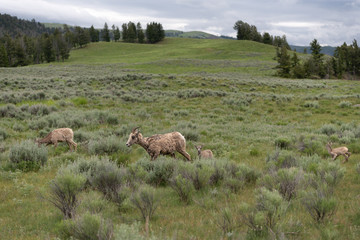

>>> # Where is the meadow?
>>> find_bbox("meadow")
[1,38,360,239]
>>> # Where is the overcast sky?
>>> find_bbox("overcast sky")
[1,0,360,46]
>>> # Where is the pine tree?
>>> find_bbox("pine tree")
[89,25,99,42]
[114,26,121,42]
[276,45,291,78]
[0,43,9,67]
[137,22,145,43]
[102,22,110,42]
[310,39,323,62]
[43,33,55,63]
[127,22,137,43]
[122,23,128,42]
[146,22,165,44]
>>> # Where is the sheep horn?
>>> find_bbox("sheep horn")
[132,126,140,133]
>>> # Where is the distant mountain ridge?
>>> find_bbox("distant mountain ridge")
[290,45,336,56]
[165,30,235,40]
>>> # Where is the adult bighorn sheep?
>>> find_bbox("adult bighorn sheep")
[126,127,191,161]
[326,142,351,163]
[36,128,77,151]
[195,145,213,159]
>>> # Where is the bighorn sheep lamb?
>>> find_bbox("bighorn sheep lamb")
[195,145,213,159]
[326,142,351,163]
[126,127,191,161]
[36,128,77,151]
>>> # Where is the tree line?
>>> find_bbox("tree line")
[276,39,360,79]
[233,20,290,49]
[0,13,165,67]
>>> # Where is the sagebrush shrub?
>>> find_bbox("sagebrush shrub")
[133,157,176,187]
[266,150,298,170]
[300,184,337,223]
[130,185,159,221]
[338,101,352,108]
[275,137,291,149]
[0,128,8,140]
[59,212,113,240]
[255,187,287,230]
[48,170,86,219]
[88,159,128,208]
[261,168,302,202]
[320,124,337,136]
[169,174,194,204]
[9,140,48,172]
[88,135,123,155]
[215,207,237,237]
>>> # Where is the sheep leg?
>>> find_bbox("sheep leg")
[68,139,77,152]
[332,154,338,161]
[66,141,72,151]
[178,150,191,161]
[152,152,160,161]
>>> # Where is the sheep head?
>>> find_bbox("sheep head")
[195,145,202,153]
[126,127,140,147]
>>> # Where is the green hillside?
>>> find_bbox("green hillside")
[1,38,360,240]
[67,38,277,74]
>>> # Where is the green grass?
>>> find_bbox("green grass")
[1,38,360,239]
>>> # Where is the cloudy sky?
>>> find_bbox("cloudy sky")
[1,0,360,46]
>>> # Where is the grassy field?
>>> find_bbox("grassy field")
[1,38,360,240]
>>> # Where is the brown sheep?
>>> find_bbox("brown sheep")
[36,128,77,151]
[195,145,213,159]
[326,142,351,163]
[126,127,191,161]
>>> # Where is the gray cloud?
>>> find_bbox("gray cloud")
[1,0,359,45]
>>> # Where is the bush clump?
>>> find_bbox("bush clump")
[88,135,123,155]
[87,159,128,208]
[130,185,159,221]
[47,170,86,219]
[275,137,291,149]
[9,140,48,172]
[59,212,113,240]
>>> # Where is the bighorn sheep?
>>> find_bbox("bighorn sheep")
[326,142,351,163]
[36,128,77,151]
[195,145,213,159]
[126,127,191,161]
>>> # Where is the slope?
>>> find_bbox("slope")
[66,38,278,75]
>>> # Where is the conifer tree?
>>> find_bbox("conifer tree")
[102,22,110,42]
[276,45,291,77]
[122,23,128,42]
[89,25,99,42]
[114,26,121,42]
[0,43,9,67]
[127,22,137,42]
[137,22,145,43]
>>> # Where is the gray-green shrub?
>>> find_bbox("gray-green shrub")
[88,135,123,155]
[47,170,86,219]
[320,124,337,136]
[169,174,194,204]
[275,137,291,149]
[261,167,304,201]
[255,187,287,230]
[130,185,159,221]
[134,157,176,187]
[59,212,113,240]
[300,184,337,223]
[0,128,7,140]
[9,140,48,172]
[87,159,128,208]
